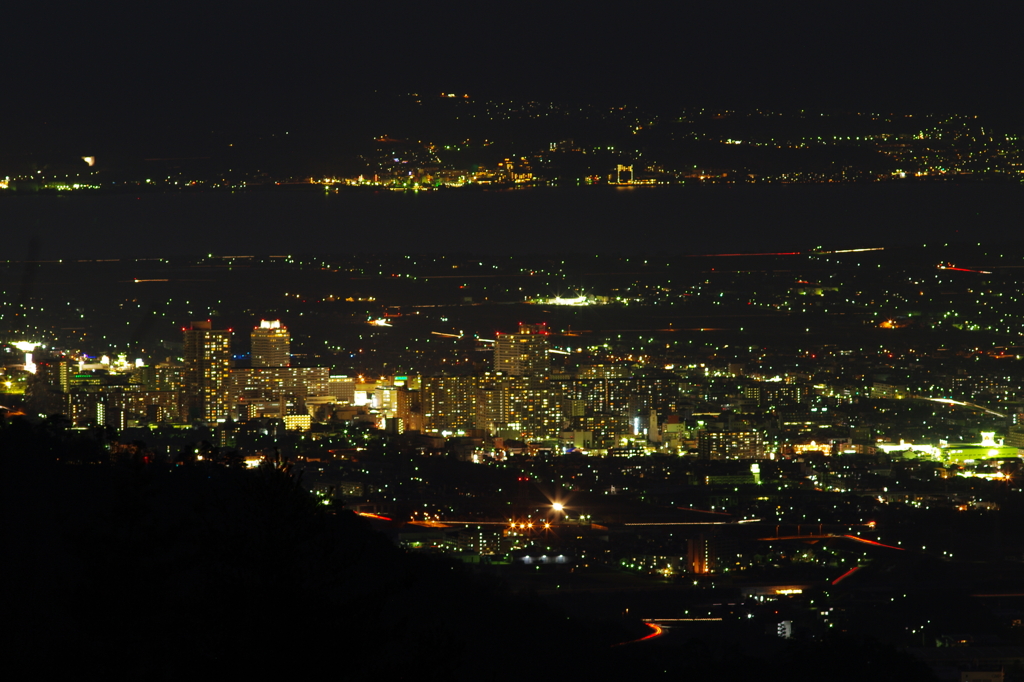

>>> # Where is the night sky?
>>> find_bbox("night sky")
[3,1,1021,158]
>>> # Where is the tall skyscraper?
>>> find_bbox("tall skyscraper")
[183,320,232,424]
[494,323,550,376]
[251,319,290,367]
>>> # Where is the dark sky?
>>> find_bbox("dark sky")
[3,0,1021,146]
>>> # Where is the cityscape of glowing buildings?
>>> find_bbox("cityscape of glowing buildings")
[6,248,1024,475]
[6,7,1024,676]
[4,244,1024,676]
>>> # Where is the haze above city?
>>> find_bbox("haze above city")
[5,2,1021,157]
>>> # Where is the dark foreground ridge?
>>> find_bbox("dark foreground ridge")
[3,418,940,680]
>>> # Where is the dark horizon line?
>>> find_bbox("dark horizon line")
[5,241,1020,264]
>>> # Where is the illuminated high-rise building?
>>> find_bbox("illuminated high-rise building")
[227,366,329,419]
[36,358,71,393]
[251,319,290,367]
[494,323,550,377]
[183,320,232,424]
[421,375,480,434]
[421,372,563,441]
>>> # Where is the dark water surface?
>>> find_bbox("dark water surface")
[2,183,1021,260]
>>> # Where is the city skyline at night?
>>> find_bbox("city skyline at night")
[5,244,1024,679]
[4,3,1024,679]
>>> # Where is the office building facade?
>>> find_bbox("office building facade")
[251,319,290,368]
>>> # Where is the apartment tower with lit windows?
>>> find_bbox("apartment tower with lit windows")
[183,320,232,424]
[493,323,550,377]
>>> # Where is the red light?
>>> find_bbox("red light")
[357,512,392,521]
[831,566,861,585]
[842,534,903,550]
[612,622,663,647]
[637,622,663,641]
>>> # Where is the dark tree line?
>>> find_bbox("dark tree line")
[1,413,940,680]
[1,414,629,680]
